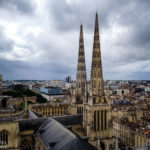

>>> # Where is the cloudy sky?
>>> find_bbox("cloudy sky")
[0,0,150,80]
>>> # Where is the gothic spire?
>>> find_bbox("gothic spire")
[76,24,87,102]
[89,13,106,104]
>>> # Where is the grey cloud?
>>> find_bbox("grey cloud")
[0,0,35,15]
[46,0,135,32]
[46,0,80,31]
[46,0,107,32]
[0,57,74,80]
[1,0,150,80]
[112,0,150,46]
[101,0,150,64]
[0,27,14,52]
[129,26,150,46]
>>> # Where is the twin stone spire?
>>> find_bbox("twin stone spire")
[76,24,87,101]
[76,13,107,104]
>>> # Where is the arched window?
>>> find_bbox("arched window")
[0,130,8,145]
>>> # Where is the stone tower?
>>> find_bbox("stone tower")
[70,25,87,115]
[83,13,113,149]
[89,12,106,105]
[76,24,87,102]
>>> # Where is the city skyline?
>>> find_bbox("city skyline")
[0,0,150,80]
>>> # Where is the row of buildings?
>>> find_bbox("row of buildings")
[113,116,150,149]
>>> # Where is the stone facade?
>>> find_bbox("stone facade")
[0,120,19,149]
[7,97,24,108]
[113,117,150,149]
[111,108,143,122]
[29,103,69,117]
[69,104,83,115]
[133,131,150,149]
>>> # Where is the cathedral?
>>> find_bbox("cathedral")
[71,13,115,149]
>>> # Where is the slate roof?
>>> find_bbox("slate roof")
[18,111,96,150]
[53,114,82,126]
[32,111,44,118]
[19,118,47,131]
[29,110,38,119]
[37,118,97,150]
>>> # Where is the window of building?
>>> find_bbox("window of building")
[0,130,8,145]
[104,110,107,130]
[93,97,96,103]
[77,107,79,114]
[101,110,103,131]
[94,111,96,131]
[82,74,85,78]
[81,107,83,114]
[97,111,100,131]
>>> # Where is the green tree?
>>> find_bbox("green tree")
[2,89,47,103]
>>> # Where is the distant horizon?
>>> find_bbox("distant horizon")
[2,79,150,82]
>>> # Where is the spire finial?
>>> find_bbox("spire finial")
[96,11,98,17]
[80,24,83,34]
